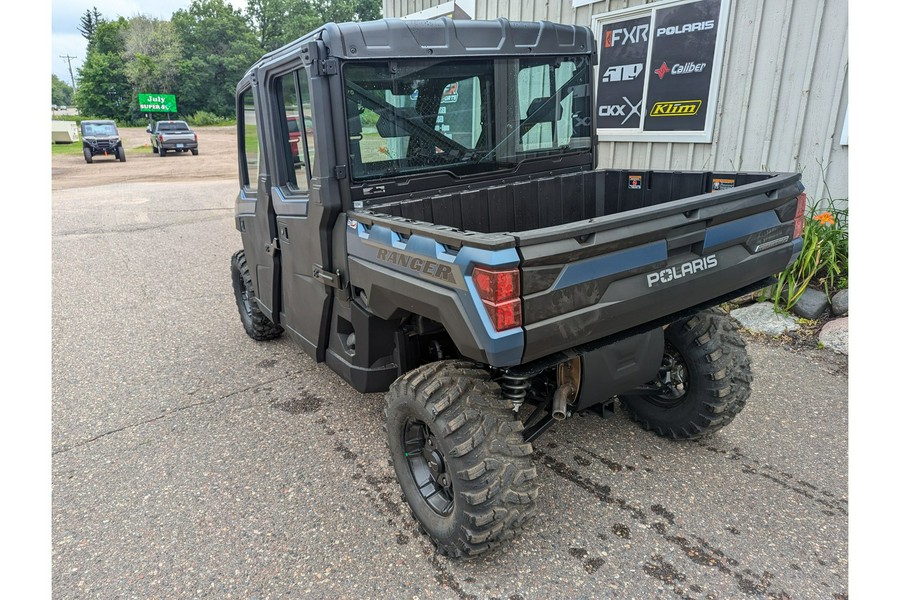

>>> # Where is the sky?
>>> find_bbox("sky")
[51,0,248,85]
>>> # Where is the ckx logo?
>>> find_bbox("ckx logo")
[598,97,642,125]
[654,61,707,79]
[605,24,649,47]
[603,64,643,83]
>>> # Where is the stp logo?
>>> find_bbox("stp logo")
[602,64,643,82]
[605,24,649,47]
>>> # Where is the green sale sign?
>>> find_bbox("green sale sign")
[139,93,177,113]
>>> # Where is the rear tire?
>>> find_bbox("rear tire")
[620,308,751,439]
[159,148,167,157]
[230,250,283,341]
[385,361,538,558]
[83,148,92,164]
[191,148,199,156]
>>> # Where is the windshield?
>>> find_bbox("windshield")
[158,122,189,132]
[82,123,118,137]
[343,56,592,181]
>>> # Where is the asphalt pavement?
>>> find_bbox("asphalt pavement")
[52,179,848,599]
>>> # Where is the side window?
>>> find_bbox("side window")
[240,90,259,189]
[298,72,315,175]
[517,57,591,152]
[277,69,314,194]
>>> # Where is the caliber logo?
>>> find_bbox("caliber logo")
[602,64,643,83]
[647,255,717,288]
[649,100,702,117]
[598,97,643,125]
[605,24,650,47]
[657,20,715,37]
[654,61,707,79]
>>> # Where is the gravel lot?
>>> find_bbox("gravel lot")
[50,128,849,599]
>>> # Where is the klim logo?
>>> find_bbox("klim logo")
[605,24,650,47]
[657,20,715,37]
[646,255,718,287]
[649,100,702,117]
[602,64,643,82]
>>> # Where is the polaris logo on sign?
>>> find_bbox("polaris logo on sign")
[657,20,715,37]
[647,255,718,288]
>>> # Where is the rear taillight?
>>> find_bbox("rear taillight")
[159,134,164,142]
[472,266,522,332]
[793,192,807,238]
[194,133,198,142]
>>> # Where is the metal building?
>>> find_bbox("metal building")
[381,0,849,208]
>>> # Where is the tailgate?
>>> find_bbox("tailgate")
[517,172,803,362]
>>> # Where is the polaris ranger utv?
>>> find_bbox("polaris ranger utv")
[230,18,805,558]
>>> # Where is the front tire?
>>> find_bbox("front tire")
[83,147,92,164]
[230,250,283,341]
[385,361,538,558]
[620,308,751,439]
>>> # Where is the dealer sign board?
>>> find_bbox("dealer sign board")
[139,93,178,113]
[593,0,730,143]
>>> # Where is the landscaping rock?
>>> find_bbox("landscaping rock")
[831,289,849,316]
[729,302,799,336]
[790,287,829,320]
[819,317,849,355]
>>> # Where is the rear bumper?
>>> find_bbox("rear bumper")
[159,140,197,150]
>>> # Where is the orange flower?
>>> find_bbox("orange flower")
[377,145,389,154]
[813,212,835,226]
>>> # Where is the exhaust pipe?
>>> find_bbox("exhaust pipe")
[552,383,574,421]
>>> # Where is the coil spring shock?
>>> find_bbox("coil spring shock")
[500,373,530,412]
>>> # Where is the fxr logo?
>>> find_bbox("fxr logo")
[602,64,643,83]
[649,100,702,117]
[605,24,649,47]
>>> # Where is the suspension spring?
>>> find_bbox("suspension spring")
[500,374,530,412]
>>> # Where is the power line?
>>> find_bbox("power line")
[59,54,77,92]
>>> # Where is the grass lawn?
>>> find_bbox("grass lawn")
[51,142,154,156]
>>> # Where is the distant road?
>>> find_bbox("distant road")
[51,107,79,117]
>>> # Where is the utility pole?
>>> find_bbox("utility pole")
[59,54,78,92]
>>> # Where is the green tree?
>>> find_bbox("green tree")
[78,6,104,42]
[51,74,74,106]
[123,16,182,96]
[250,0,382,50]
[247,0,289,52]
[74,18,132,120]
[172,0,262,117]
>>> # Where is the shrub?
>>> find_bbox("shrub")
[767,194,848,312]
[187,111,227,126]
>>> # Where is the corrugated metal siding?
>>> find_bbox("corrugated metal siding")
[382,0,848,206]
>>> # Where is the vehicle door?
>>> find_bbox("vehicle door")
[266,64,335,361]
[236,79,281,323]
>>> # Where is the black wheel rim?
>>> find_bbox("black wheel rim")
[402,418,454,516]
[644,343,690,408]
[237,277,253,315]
